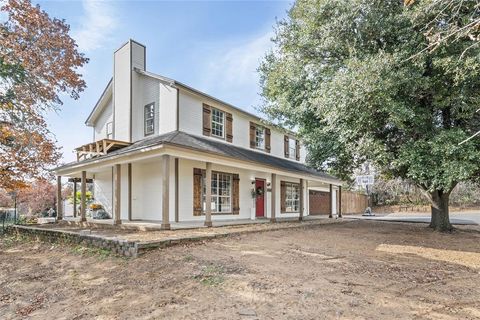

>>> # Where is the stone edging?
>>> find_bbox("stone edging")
[7,225,138,257]
[7,220,343,258]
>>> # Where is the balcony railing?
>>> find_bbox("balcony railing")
[75,139,132,162]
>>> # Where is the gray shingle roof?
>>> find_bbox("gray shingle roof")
[55,131,341,183]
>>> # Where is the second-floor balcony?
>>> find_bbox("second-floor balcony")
[75,139,132,162]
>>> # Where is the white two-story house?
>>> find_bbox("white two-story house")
[54,40,342,229]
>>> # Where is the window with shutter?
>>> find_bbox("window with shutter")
[232,174,240,214]
[193,168,203,216]
[226,112,233,142]
[255,126,265,149]
[211,108,225,138]
[193,168,240,215]
[202,104,211,136]
[284,135,289,158]
[250,122,270,152]
[265,128,271,152]
[295,140,300,161]
[249,122,256,148]
[281,181,300,213]
[284,136,300,160]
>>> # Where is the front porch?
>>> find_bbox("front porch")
[60,214,333,231]
[55,134,343,230]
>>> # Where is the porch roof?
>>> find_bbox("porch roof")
[55,131,342,184]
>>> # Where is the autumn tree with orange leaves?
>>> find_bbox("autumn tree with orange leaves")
[0,0,87,191]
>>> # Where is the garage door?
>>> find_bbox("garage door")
[309,190,330,215]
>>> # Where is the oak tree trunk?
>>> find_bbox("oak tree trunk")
[429,190,453,232]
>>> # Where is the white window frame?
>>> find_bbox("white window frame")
[289,138,297,159]
[284,182,300,213]
[144,103,155,136]
[255,126,265,150]
[202,172,232,214]
[211,108,225,138]
[106,121,113,139]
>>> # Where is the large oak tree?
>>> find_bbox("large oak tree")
[259,0,480,231]
[0,0,87,190]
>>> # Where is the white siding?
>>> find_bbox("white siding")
[159,84,178,134]
[178,90,202,136]
[113,40,146,142]
[177,89,307,163]
[113,43,131,142]
[132,74,160,141]
[270,130,286,160]
[130,157,175,222]
[131,160,161,220]
[93,97,113,141]
[131,77,177,141]
[91,158,309,222]
[131,41,145,70]
[300,144,307,163]
[93,169,113,217]
[233,112,251,149]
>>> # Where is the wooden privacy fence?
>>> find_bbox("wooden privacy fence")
[341,191,368,214]
[309,190,368,215]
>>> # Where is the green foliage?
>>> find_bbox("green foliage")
[260,0,480,195]
[70,245,112,260]
[194,264,225,286]
[68,191,93,205]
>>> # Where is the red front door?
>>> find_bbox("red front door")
[255,179,265,217]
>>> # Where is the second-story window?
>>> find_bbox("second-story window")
[250,122,271,152]
[106,121,113,139]
[144,103,155,136]
[211,108,225,138]
[289,138,297,159]
[255,126,265,149]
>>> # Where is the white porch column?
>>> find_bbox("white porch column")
[56,176,63,220]
[204,162,213,227]
[270,173,277,223]
[80,171,87,222]
[161,155,171,230]
[299,178,304,221]
[113,164,121,225]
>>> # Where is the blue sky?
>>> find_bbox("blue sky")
[40,0,291,163]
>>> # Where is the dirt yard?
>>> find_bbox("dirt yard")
[1,220,480,320]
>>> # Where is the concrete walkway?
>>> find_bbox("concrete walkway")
[345,211,480,225]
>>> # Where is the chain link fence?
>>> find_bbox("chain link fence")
[0,208,20,234]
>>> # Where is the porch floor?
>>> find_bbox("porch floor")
[28,215,340,248]
[61,215,334,231]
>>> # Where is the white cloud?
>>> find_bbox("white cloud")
[197,31,274,113]
[72,0,118,52]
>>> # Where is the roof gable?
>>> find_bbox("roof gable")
[85,78,113,126]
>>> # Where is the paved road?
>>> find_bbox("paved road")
[344,212,480,225]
